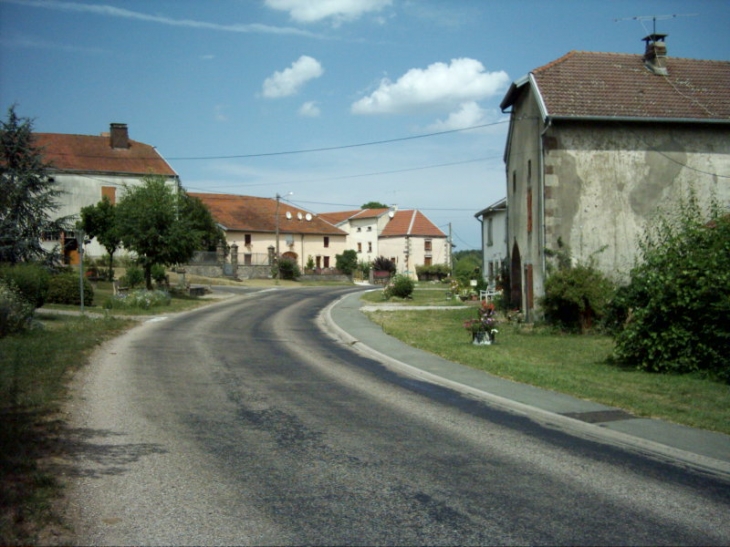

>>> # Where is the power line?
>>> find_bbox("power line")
[167,120,510,161]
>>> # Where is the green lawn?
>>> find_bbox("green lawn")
[364,304,730,436]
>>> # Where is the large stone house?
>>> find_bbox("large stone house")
[35,123,179,263]
[474,197,507,289]
[499,34,730,318]
[189,193,348,272]
[320,207,449,279]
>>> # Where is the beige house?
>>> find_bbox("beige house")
[475,198,507,289]
[35,123,179,263]
[320,207,449,279]
[499,34,730,318]
[189,193,347,271]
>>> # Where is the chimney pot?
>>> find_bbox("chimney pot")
[110,123,129,149]
[642,33,669,76]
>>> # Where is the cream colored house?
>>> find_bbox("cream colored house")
[189,193,348,271]
[35,123,179,263]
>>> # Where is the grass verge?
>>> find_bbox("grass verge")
[0,313,134,544]
[365,306,730,436]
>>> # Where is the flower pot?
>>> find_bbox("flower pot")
[472,331,494,345]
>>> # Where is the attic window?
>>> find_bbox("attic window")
[367,226,372,232]
[357,227,362,232]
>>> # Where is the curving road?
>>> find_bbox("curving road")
[62,287,730,545]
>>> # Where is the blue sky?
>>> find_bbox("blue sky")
[1,0,728,250]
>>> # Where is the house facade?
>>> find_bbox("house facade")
[500,35,730,318]
[189,193,348,271]
[475,197,507,289]
[35,123,179,263]
[321,207,450,279]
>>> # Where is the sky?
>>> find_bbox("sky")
[1,0,728,250]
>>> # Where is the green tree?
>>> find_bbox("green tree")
[0,105,70,264]
[179,193,225,252]
[116,176,201,289]
[612,190,730,381]
[361,201,388,209]
[335,249,358,275]
[80,195,120,280]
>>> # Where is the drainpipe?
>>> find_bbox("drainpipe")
[539,116,552,287]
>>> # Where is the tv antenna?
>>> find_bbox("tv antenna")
[614,13,697,35]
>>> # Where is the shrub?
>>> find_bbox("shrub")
[416,263,450,281]
[335,250,358,275]
[540,261,615,333]
[612,191,730,382]
[46,273,94,306]
[384,274,415,299]
[0,281,35,337]
[151,264,168,286]
[0,262,50,308]
[104,289,170,310]
[120,264,144,288]
[372,256,396,273]
[277,257,300,280]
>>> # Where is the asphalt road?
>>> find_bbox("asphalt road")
[61,287,730,545]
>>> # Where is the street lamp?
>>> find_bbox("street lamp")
[275,192,292,278]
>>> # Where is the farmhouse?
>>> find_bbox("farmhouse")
[499,34,730,318]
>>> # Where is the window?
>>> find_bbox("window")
[512,171,516,194]
[357,227,361,232]
[487,218,493,247]
[424,239,432,252]
[527,188,533,234]
[357,242,362,253]
[367,226,372,232]
[368,242,372,253]
[244,234,252,246]
[324,236,329,248]
[101,186,116,204]
[323,256,330,268]
[424,256,432,266]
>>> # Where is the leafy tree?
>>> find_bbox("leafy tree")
[80,195,120,280]
[179,193,225,252]
[612,190,730,381]
[116,176,201,289]
[361,201,388,209]
[335,249,358,275]
[0,105,70,264]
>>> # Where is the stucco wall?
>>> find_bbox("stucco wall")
[543,122,730,280]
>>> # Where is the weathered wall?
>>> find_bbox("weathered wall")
[543,122,730,281]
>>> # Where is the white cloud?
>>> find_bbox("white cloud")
[262,55,324,98]
[265,0,391,25]
[8,0,320,38]
[426,101,487,132]
[351,58,510,115]
[299,101,321,117]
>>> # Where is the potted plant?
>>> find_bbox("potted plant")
[463,300,499,345]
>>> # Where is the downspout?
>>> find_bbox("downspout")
[539,116,551,284]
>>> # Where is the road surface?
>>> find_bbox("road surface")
[60,287,730,545]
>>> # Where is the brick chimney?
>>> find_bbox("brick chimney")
[109,123,129,149]
[642,33,668,76]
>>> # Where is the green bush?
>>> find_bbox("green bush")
[384,274,415,299]
[0,262,50,308]
[46,273,93,306]
[0,281,35,337]
[151,264,168,285]
[277,257,300,280]
[416,263,450,281]
[120,264,144,288]
[335,250,358,275]
[540,262,615,333]
[372,256,396,273]
[612,192,730,382]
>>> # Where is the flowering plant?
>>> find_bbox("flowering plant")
[463,300,499,334]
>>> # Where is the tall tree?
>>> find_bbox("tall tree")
[0,105,69,264]
[80,195,121,280]
[116,176,201,289]
[361,201,389,209]
[179,193,225,252]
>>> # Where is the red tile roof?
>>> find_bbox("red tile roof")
[319,208,391,225]
[189,193,346,236]
[502,51,730,121]
[33,132,177,176]
[380,210,446,238]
